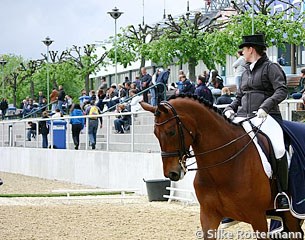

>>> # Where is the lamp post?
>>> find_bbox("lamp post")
[108,7,123,84]
[42,36,54,107]
[0,59,7,98]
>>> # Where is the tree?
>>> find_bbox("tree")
[66,44,108,94]
[147,12,220,81]
[206,0,305,72]
[107,24,160,74]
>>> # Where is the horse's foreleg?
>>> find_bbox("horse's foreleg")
[281,212,304,240]
[199,206,222,240]
[249,212,269,240]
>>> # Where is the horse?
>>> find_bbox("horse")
[140,95,303,240]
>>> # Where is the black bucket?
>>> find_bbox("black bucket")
[143,178,171,202]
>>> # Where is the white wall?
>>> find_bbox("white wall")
[0,147,195,195]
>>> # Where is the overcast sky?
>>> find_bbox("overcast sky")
[0,0,206,60]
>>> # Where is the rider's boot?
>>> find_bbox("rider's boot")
[275,154,290,211]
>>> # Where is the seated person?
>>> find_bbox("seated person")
[103,86,119,111]
[27,121,37,141]
[216,87,233,105]
[114,104,131,134]
[52,108,63,118]
[291,68,305,99]
[208,69,224,96]
[128,89,143,113]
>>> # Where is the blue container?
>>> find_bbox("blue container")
[51,120,67,149]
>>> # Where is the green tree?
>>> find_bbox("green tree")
[66,45,108,94]
[107,24,160,74]
[206,1,305,72]
[147,13,220,81]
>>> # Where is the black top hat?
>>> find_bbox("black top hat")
[238,34,267,49]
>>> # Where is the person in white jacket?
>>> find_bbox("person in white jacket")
[129,89,143,113]
[232,50,246,89]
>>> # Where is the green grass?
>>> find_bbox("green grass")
[0,191,134,198]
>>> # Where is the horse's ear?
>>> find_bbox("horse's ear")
[140,101,156,113]
[157,103,168,114]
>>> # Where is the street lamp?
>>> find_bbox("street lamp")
[0,59,7,98]
[42,36,54,107]
[108,7,123,84]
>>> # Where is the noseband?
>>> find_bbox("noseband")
[155,101,195,172]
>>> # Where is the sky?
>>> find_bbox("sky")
[0,0,206,60]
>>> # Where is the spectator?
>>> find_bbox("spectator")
[216,87,233,105]
[194,75,214,104]
[277,54,286,66]
[96,89,106,111]
[39,111,49,148]
[133,76,141,90]
[64,95,73,113]
[38,91,45,108]
[85,101,103,150]
[150,68,162,106]
[26,121,37,141]
[103,86,119,111]
[140,67,152,103]
[99,76,108,91]
[0,98,8,120]
[52,108,63,118]
[39,98,47,112]
[179,74,195,95]
[50,88,58,112]
[232,50,246,89]
[291,68,305,99]
[69,103,84,150]
[128,89,143,112]
[208,70,224,95]
[124,76,130,83]
[156,69,170,104]
[114,104,131,134]
[90,90,97,103]
[57,85,66,115]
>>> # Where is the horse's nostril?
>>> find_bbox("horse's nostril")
[169,172,180,181]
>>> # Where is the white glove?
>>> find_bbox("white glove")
[224,110,235,120]
[256,108,268,118]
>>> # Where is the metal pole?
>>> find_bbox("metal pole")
[252,0,254,34]
[46,45,50,107]
[114,18,118,84]
[2,65,4,97]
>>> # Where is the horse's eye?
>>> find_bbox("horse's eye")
[166,130,176,137]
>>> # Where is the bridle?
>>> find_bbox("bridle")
[155,101,263,172]
[155,101,195,172]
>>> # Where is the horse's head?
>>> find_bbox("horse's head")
[140,100,195,181]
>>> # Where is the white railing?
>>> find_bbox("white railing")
[0,110,158,152]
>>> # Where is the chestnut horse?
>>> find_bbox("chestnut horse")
[140,95,303,239]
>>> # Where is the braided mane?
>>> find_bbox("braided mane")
[166,94,236,124]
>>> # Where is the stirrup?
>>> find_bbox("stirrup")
[274,192,290,212]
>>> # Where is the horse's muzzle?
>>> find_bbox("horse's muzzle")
[168,169,185,181]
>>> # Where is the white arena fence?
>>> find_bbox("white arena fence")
[0,110,159,153]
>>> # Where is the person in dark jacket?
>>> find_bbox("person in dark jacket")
[224,34,289,211]
[69,103,84,150]
[0,98,8,120]
[179,74,195,95]
[215,87,233,105]
[194,75,214,104]
[140,67,152,103]
[57,85,66,115]
[39,111,49,148]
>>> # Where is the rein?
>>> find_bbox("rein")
[155,100,264,172]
